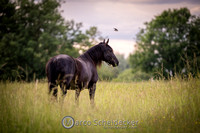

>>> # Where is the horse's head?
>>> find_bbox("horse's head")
[101,39,119,67]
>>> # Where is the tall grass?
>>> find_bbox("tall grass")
[0,77,200,133]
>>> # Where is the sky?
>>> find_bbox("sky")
[60,0,200,57]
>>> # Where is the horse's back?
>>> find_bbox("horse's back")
[46,54,76,83]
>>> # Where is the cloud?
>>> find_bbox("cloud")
[61,0,200,56]
[190,6,200,15]
[61,0,200,40]
[109,39,135,58]
[61,1,151,40]
[65,0,200,4]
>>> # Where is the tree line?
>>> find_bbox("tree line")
[0,0,100,81]
[129,8,200,79]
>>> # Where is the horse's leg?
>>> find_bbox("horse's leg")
[75,89,81,105]
[49,82,58,98]
[60,82,67,103]
[89,83,96,107]
[60,81,68,95]
[60,75,73,101]
[75,83,81,105]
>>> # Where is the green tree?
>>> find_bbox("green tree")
[0,0,100,81]
[129,8,200,78]
[98,54,129,81]
[73,26,102,54]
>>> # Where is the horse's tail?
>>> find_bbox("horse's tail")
[46,58,58,95]
[46,58,57,84]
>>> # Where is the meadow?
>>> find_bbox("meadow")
[0,77,200,133]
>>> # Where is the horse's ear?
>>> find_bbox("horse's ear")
[103,39,105,43]
[106,39,109,45]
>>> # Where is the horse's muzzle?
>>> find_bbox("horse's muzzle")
[113,60,119,67]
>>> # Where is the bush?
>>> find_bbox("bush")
[113,69,152,82]
[97,63,120,81]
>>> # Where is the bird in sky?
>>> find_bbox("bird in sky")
[114,28,118,32]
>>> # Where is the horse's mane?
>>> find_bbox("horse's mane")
[79,43,104,67]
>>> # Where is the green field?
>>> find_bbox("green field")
[0,78,200,133]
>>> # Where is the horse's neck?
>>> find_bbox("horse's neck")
[78,53,100,67]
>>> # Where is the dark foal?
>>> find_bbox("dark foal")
[46,39,119,106]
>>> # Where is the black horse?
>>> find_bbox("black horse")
[46,39,119,106]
